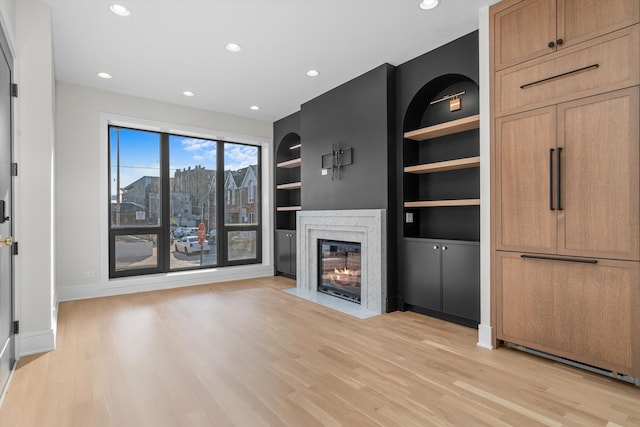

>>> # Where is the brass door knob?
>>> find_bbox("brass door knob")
[0,236,12,246]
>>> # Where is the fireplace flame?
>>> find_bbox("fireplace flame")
[333,267,358,276]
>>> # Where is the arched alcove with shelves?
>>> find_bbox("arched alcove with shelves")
[401,73,480,328]
[403,74,480,242]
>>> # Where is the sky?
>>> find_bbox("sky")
[109,127,258,195]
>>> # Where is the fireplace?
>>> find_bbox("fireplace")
[318,240,362,303]
[290,209,386,317]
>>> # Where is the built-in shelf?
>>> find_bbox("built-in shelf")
[277,206,302,212]
[404,199,480,208]
[289,143,302,150]
[404,156,480,174]
[277,158,301,168]
[276,181,302,190]
[404,114,480,141]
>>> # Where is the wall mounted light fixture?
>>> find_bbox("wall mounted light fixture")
[430,90,465,112]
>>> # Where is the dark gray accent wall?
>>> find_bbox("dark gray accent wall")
[301,63,395,211]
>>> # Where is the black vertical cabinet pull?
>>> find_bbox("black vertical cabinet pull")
[557,147,563,210]
[549,148,555,210]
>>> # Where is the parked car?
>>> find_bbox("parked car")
[174,236,210,255]
[206,229,216,243]
[173,227,198,238]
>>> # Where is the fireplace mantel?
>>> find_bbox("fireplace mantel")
[292,209,387,316]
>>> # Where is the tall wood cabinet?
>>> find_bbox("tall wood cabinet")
[490,0,640,379]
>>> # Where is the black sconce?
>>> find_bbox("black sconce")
[321,143,353,180]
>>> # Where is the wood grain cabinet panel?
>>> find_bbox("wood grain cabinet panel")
[492,0,639,71]
[495,25,639,117]
[494,107,557,253]
[496,252,640,377]
[558,0,640,51]
[493,0,556,70]
[558,88,640,261]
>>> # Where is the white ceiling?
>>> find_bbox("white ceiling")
[44,0,499,122]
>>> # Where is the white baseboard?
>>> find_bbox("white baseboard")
[477,324,494,350]
[57,264,274,302]
[19,329,56,357]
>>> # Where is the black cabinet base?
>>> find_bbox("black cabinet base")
[275,271,296,280]
[404,304,479,329]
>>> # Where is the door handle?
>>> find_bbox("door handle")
[549,148,555,210]
[557,147,562,210]
[0,236,12,246]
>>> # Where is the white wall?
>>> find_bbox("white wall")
[0,0,15,47]
[55,82,273,301]
[16,0,56,355]
[477,6,493,349]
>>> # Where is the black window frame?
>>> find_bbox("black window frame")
[108,125,262,278]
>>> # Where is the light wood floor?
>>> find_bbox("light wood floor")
[0,276,638,426]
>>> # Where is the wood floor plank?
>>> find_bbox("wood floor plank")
[0,276,638,426]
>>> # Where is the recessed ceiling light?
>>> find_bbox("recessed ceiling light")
[183,91,195,97]
[418,0,439,10]
[226,43,241,52]
[306,70,320,77]
[98,72,112,79]
[110,4,130,16]
[250,105,260,111]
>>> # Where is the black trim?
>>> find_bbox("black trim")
[520,64,599,89]
[12,320,18,334]
[520,254,598,264]
[10,83,16,98]
[549,148,555,210]
[11,241,17,255]
[108,127,262,278]
[10,162,16,176]
[557,147,562,210]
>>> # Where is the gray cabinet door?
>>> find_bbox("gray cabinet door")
[276,229,295,275]
[403,239,441,311]
[442,242,480,321]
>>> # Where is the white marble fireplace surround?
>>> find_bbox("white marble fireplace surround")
[286,209,386,319]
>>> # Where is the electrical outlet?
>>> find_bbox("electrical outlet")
[405,212,414,223]
[321,169,328,176]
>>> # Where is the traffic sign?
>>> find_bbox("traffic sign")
[197,223,206,245]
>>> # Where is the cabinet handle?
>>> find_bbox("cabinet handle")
[548,41,555,48]
[442,246,448,251]
[433,245,439,250]
[556,38,563,46]
[557,147,562,211]
[520,254,597,264]
[520,64,599,89]
[549,148,555,211]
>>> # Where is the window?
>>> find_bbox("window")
[248,181,255,204]
[109,125,262,277]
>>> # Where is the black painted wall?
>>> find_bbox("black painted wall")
[273,111,300,155]
[273,111,301,231]
[300,63,396,211]
[395,31,480,309]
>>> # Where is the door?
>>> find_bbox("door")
[495,106,557,254]
[403,239,441,312]
[441,242,479,322]
[275,230,294,276]
[557,0,640,52]
[558,88,640,261]
[496,252,640,377]
[0,31,14,394]
[492,0,556,70]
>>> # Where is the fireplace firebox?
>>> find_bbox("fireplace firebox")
[317,239,362,303]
